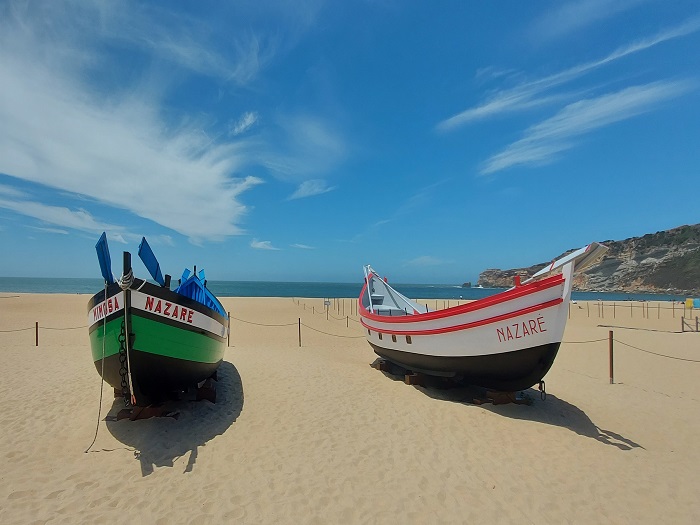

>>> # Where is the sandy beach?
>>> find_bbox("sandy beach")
[1,293,699,524]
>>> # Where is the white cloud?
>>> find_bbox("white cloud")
[436,16,700,131]
[262,114,347,179]
[529,0,650,43]
[230,112,259,136]
[0,3,267,242]
[251,239,280,250]
[480,81,693,174]
[291,243,314,249]
[288,179,335,200]
[0,197,126,234]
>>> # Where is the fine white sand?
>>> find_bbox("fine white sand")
[1,294,699,524]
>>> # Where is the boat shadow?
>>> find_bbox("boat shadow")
[374,360,642,451]
[105,360,244,476]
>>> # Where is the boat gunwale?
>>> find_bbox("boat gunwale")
[358,271,565,325]
[87,278,228,328]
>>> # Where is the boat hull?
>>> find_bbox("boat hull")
[368,341,560,391]
[88,280,227,406]
[360,264,574,391]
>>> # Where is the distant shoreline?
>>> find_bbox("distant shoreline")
[0,276,693,302]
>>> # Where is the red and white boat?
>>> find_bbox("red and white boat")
[359,243,608,391]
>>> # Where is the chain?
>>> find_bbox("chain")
[117,320,131,407]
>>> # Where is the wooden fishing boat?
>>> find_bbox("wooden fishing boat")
[87,233,229,407]
[359,243,608,392]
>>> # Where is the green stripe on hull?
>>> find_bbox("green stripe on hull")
[89,317,123,362]
[130,315,225,364]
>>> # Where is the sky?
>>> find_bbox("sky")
[1,0,699,284]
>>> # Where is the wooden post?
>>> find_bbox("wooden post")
[609,330,614,384]
[346,316,349,328]
[658,303,660,319]
[630,302,633,317]
[298,318,302,347]
[587,302,590,317]
[673,301,675,318]
[35,321,39,347]
[613,302,616,319]
[227,312,231,347]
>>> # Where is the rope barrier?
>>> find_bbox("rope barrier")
[613,338,700,363]
[563,338,609,344]
[300,323,365,339]
[0,327,35,332]
[42,325,88,331]
[229,315,297,327]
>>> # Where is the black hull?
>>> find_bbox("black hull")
[369,342,560,392]
[94,351,222,406]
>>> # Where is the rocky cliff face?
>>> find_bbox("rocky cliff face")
[477,224,700,295]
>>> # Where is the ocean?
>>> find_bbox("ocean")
[0,277,690,302]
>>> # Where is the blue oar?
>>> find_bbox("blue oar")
[95,232,115,285]
[137,237,165,287]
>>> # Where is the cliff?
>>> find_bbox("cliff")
[476,224,700,295]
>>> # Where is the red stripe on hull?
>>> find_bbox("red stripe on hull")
[361,298,563,336]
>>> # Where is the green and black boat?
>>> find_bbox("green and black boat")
[88,233,229,407]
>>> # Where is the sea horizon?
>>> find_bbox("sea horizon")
[0,276,691,302]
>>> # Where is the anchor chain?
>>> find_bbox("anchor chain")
[117,320,131,407]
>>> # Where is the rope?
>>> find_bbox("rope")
[85,282,108,453]
[614,339,700,363]
[0,327,34,333]
[42,325,88,330]
[229,315,297,327]
[563,338,609,344]
[300,323,365,339]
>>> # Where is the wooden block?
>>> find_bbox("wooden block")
[404,373,423,386]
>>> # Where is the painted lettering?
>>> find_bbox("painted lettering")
[154,300,162,314]
[537,316,546,332]
[146,296,154,310]
[171,305,179,319]
[164,302,172,316]
[180,308,187,321]
[497,317,547,343]
[187,310,194,323]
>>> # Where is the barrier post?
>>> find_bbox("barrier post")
[298,318,302,347]
[609,330,614,384]
[227,312,231,347]
[36,321,39,347]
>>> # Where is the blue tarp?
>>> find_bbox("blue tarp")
[138,237,165,287]
[95,232,115,285]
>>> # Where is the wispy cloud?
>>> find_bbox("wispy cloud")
[0,197,126,235]
[529,0,650,43]
[288,179,335,200]
[480,80,693,174]
[404,256,451,267]
[251,239,281,250]
[0,1,270,242]
[291,243,314,249]
[436,16,700,131]
[261,114,347,180]
[230,112,259,136]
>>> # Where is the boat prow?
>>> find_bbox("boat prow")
[359,242,608,391]
[88,234,229,407]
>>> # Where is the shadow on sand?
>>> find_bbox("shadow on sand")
[374,359,642,451]
[105,361,244,476]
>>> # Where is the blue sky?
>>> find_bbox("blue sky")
[1,0,699,284]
